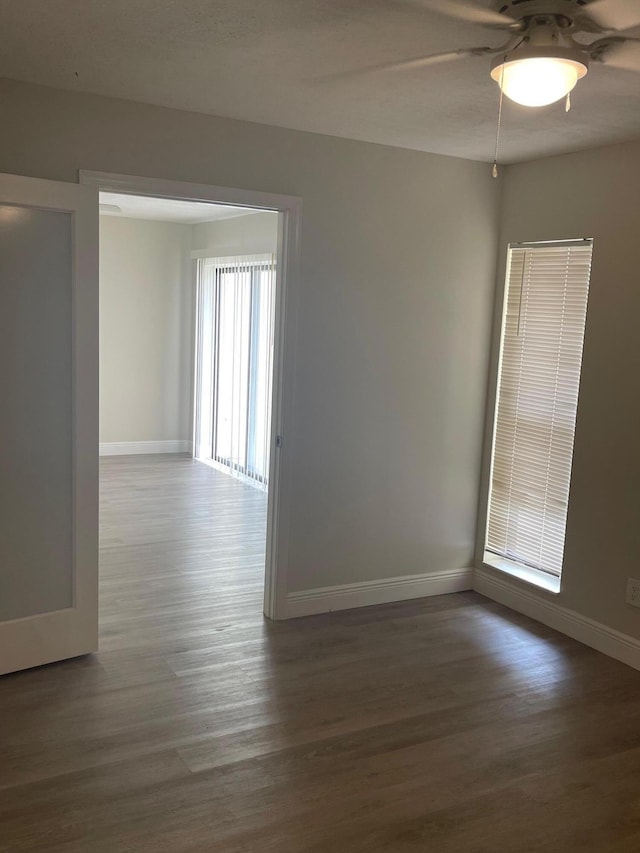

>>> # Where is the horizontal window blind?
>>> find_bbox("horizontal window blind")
[486,240,592,577]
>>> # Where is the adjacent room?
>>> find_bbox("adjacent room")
[99,193,280,628]
[1,0,640,850]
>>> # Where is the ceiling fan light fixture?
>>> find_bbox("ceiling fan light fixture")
[491,49,588,107]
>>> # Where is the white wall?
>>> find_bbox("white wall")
[480,137,640,639]
[0,77,501,599]
[192,211,278,256]
[99,216,192,446]
[99,211,278,450]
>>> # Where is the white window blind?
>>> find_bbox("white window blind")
[194,254,276,491]
[486,240,592,577]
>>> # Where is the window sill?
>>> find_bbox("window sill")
[482,552,561,594]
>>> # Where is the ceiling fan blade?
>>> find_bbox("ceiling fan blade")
[317,46,497,82]
[400,0,520,29]
[370,46,498,71]
[591,37,640,71]
[583,0,640,32]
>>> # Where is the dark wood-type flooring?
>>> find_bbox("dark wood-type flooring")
[1,454,640,851]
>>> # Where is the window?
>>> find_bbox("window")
[194,254,276,489]
[484,240,593,587]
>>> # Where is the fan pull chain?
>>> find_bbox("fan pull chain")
[492,58,506,179]
[565,91,571,112]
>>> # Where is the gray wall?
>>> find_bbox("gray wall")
[99,216,192,445]
[485,138,640,637]
[0,77,500,595]
[0,76,498,590]
[2,75,637,640]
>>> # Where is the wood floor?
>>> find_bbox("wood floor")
[1,455,640,852]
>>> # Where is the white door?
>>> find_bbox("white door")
[0,173,98,675]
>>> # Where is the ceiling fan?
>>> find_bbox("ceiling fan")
[339,0,640,109]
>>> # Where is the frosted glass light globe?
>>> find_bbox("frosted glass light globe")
[491,56,587,107]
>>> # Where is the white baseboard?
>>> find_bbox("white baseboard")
[286,568,473,619]
[99,440,192,456]
[474,567,640,672]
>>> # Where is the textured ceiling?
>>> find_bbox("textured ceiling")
[1,0,639,163]
[99,193,260,224]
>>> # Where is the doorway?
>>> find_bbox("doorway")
[84,170,301,622]
[98,191,279,614]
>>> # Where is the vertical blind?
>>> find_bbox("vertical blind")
[194,254,276,490]
[486,240,593,577]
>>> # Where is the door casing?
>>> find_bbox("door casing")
[81,170,301,620]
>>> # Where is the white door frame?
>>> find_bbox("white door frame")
[81,170,301,621]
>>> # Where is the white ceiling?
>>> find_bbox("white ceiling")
[1,0,639,163]
[98,192,260,224]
